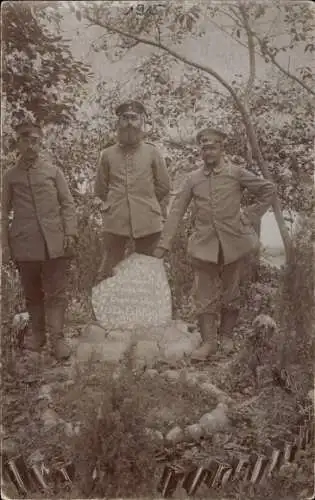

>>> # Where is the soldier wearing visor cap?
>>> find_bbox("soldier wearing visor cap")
[1,121,77,361]
[154,127,275,360]
[94,100,171,280]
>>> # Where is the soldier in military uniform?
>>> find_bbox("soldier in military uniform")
[94,100,171,279]
[154,127,275,360]
[2,122,78,360]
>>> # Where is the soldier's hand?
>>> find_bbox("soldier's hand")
[153,247,166,259]
[64,235,77,255]
[2,246,12,266]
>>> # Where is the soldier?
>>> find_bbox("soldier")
[2,122,77,361]
[94,100,171,280]
[154,127,275,361]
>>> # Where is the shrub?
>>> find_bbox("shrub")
[275,215,314,375]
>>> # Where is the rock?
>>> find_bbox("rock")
[187,323,197,333]
[145,368,159,378]
[131,340,160,370]
[163,369,181,382]
[144,428,164,442]
[92,253,172,328]
[184,423,203,441]
[307,389,314,403]
[107,329,134,345]
[180,370,198,387]
[161,332,201,362]
[199,382,234,404]
[112,367,122,381]
[81,323,108,343]
[171,320,190,334]
[165,426,184,444]
[278,463,298,478]
[74,422,81,435]
[12,312,29,329]
[29,449,45,465]
[199,404,230,435]
[2,438,19,456]
[64,422,75,437]
[173,484,189,499]
[37,384,53,402]
[146,407,177,427]
[41,409,64,430]
[76,341,129,364]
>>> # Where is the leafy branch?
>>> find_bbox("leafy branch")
[254,34,315,96]
[207,4,315,97]
[84,10,291,258]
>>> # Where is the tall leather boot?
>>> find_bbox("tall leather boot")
[191,313,218,361]
[219,308,239,354]
[46,302,71,361]
[26,304,46,351]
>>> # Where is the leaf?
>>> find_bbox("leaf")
[304,43,314,53]
[186,15,193,31]
[69,2,76,14]
[236,29,240,38]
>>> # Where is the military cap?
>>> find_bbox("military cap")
[196,127,227,144]
[115,100,147,116]
[15,121,43,137]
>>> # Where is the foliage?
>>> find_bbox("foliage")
[2,1,91,132]
[276,214,314,368]
[206,2,315,93]
[26,362,218,498]
[70,367,158,498]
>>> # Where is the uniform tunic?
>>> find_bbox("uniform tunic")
[94,141,171,238]
[159,159,275,264]
[2,155,77,262]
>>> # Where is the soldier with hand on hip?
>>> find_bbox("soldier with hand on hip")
[154,127,275,361]
[2,122,78,361]
[94,100,171,282]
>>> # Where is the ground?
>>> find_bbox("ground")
[1,263,314,499]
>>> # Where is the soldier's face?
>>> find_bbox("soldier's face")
[118,112,143,144]
[199,135,223,166]
[17,132,41,159]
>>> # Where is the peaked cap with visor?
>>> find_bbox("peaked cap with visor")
[115,100,147,117]
[196,127,226,144]
[15,121,43,137]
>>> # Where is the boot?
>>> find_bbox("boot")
[219,308,239,354]
[46,302,71,361]
[191,313,218,361]
[25,304,46,351]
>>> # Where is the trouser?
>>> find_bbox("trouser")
[192,246,242,319]
[99,231,161,278]
[17,257,70,341]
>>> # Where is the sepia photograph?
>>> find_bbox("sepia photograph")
[1,1,314,499]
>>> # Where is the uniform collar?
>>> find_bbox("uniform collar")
[203,158,224,176]
[118,139,142,149]
[17,153,43,170]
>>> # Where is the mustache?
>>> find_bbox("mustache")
[121,126,139,132]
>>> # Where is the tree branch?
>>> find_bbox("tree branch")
[208,4,315,96]
[238,4,256,166]
[238,4,256,106]
[254,34,315,96]
[212,6,243,29]
[85,12,292,258]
